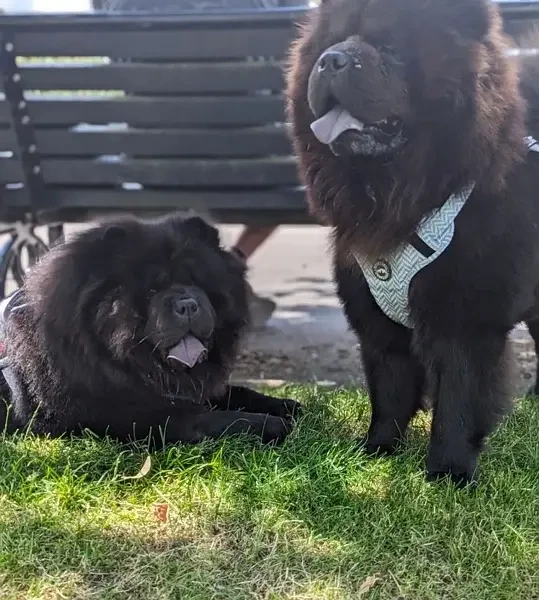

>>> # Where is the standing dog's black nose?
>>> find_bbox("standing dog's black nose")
[174,297,199,319]
[318,50,350,73]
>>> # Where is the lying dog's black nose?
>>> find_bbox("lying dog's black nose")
[318,50,350,73]
[174,297,199,319]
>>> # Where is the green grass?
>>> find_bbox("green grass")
[1,387,539,600]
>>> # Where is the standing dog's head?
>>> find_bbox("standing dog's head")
[286,0,526,256]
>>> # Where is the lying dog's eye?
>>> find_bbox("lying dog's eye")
[379,45,404,65]
[379,45,397,56]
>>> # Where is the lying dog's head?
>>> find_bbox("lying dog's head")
[286,0,526,255]
[15,214,248,401]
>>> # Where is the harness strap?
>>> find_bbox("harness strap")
[353,136,538,328]
[353,183,474,328]
[525,136,539,152]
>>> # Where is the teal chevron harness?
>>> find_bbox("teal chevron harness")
[353,184,474,328]
[353,136,539,328]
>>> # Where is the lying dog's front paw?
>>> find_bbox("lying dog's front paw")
[261,395,302,420]
[278,398,303,420]
[260,415,293,445]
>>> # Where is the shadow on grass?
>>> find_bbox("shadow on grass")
[0,511,391,599]
[0,389,539,598]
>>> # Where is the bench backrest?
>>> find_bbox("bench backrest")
[0,10,307,225]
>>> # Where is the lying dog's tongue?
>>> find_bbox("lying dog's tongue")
[310,106,364,145]
[167,335,207,368]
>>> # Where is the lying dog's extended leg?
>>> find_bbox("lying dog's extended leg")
[91,404,292,446]
[190,410,292,444]
[423,332,511,486]
[209,385,301,420]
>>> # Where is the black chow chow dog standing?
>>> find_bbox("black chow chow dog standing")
[0,214,300,444]
[287,0,539,484]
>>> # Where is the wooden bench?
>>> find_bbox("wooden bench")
[0,4,538,293]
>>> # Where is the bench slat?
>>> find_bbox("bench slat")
[0,187,307,220]
[0,103,11,126]
[26,97,285,126]
[15,27,294,59]
[41,157,298,186]
[21,62,285,94]
[0,188,310,224]
[0,159,24,183]
[33,127,292,157]
[35,188,305,210]
[0,128,17,149]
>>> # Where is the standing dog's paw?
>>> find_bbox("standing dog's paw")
[425,468,478,489]
[357,435,400,457]
[426,456,478,488]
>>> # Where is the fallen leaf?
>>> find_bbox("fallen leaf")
[152,502,169,523]
[122,455,152,480]
[358,574,380,597]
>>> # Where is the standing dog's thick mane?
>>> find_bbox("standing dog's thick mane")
[286,0,526,261]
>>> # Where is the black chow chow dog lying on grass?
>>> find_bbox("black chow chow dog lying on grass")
[0,213,300,444]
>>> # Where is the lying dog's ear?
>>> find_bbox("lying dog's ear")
[102,225,127,244]
[182,216,221,248]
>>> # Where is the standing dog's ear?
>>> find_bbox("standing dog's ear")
[427,0,494,41]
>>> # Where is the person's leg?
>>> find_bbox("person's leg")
[232,225,277,260]
[232,225,279,330]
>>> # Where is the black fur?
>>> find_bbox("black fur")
[0,213,300,445]
[287,0,539,485]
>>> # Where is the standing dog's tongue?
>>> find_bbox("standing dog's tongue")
[310,106,364,145]
[167,335,207,368]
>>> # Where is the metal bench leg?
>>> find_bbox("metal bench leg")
[0,222,49,297]
[0,235,17,299]
[48,224,65,247]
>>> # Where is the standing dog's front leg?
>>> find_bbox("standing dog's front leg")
[334,261,425,455]
[361,339,425,455]
[419,331,512,486]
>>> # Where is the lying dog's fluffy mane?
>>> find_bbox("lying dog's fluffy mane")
[3,214,249,434]
[286,0,528,260]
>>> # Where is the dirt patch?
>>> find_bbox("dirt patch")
[232,318,537,399]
